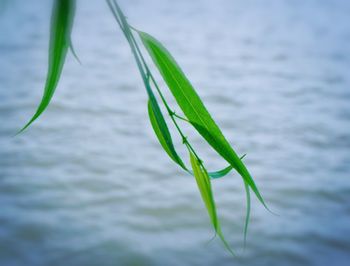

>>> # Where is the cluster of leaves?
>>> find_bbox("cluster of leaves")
[19,0,269,255]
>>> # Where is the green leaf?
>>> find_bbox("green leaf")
[148,99,187,171]
[208,165,233,179]
[206,154,251,248]
[138,30,268,209]
[189,151,235,256]
[243,180,251,249]
[18,0,76,133]
[208,154,246,179]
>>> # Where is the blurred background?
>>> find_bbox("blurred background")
[0,0,350,265]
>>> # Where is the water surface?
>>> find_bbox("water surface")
[0,0,350,265]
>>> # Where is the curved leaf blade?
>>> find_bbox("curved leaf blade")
[138,30,267,209]
[208,165,233,179]
[189,152,235,256]
[208,154,246,179]
[19,0,76,133]
[243,180,251,249]
[148,99,187,171]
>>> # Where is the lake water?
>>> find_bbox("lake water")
[0,0,350,265]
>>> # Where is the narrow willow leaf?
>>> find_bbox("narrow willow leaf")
[18,0,76,133]
[243,180,251,248]
[206,154,250,247]
[208,165,233,179]
[139,31,268,210]
[148,99,187,171]
[208,154,246,179]
[189,152,235,256]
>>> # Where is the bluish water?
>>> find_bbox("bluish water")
[1,0,350,265]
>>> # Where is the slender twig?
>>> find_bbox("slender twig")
[172,112,190,123]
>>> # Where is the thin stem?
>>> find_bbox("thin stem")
[106,0,125,33]
[172,112,190,123]
[129,28,172,113]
